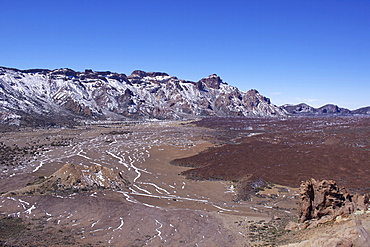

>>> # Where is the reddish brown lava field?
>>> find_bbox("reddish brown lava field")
[1,116,369,246]
[173,116,370,193]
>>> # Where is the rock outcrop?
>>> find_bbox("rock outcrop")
[287,179,369,230]
[282,213,370,247]
[4,163,130,196]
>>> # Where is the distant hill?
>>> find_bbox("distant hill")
[351,106,370,114]
[280,103,367,115]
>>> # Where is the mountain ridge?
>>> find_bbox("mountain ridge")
[280,103,369,115]
[1,66,369,127]
[0,66,285,126]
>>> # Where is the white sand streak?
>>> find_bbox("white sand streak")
[77,150,92,160]
[116,191,138,204]
[138,182,170,194]
[212,204,233,212]
[113,217,124,231]
[91,220,100,227]
[24,205,36,214]
[32,161,44,173]
[108,150,151,183]
[155,219,163,240]
[107,151,129,169]
[130,192,209,203]
[133,185,151,194]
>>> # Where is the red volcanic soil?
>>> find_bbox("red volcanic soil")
[172,116,370,193]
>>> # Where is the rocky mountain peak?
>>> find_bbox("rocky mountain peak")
[51,68,77,77]
[128,70,170,79]
[128,70,148,79]
[198,74,224,89]
[245,89,271,105]
[246,89,260,95]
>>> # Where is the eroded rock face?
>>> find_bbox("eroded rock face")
[198,74,223,89]
[298,178,369,224]
[4,163,130,196]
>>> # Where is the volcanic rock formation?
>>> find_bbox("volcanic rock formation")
[4,163,130,196]
[293,179,369,229]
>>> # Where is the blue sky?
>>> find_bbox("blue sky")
[1,0,369,109]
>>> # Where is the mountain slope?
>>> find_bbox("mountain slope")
[0,67,285,126]
[281,103,352,115]
[352,106,370,114]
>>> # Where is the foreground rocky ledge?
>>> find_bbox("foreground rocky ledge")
[286,178,369,231]
[280,179,370,247]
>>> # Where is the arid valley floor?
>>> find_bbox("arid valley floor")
[1,116,370,246]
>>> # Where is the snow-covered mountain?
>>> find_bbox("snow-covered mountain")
[0,67,285,126]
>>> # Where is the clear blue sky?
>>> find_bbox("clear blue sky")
[1,0,369,109]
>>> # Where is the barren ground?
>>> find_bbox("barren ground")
[175,116,370,193]
[0,116,369,246]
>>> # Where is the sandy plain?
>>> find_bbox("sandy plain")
[0,120,297,246]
